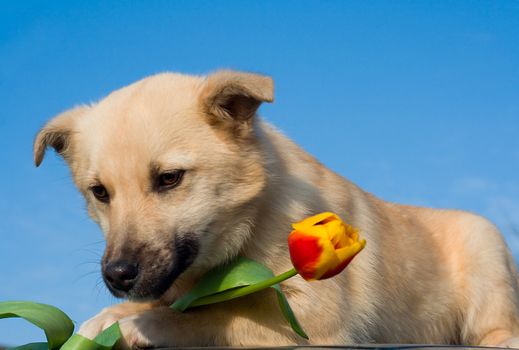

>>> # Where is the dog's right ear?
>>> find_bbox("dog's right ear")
[34,105,89,167]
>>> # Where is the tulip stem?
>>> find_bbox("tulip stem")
[190,268,299,308]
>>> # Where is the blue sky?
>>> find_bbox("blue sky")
[1,1,518,345]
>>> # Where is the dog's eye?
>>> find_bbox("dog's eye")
[157,170,185,191]
[90,185,109,203]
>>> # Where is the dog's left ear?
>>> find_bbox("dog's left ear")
[200,70,274,125]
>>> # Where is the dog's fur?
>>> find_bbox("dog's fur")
[34,70,519,348]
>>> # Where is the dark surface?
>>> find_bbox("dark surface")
[155,346,508,350]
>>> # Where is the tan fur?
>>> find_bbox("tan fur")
[35,70,519,348]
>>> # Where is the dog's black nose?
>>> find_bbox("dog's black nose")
[103,261,139,293]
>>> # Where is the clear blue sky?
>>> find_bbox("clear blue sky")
[1,1,518,345]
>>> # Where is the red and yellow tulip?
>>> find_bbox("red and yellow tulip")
[288,212,366,281]
[172,211,366,339]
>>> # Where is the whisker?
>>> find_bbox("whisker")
[72,270,101,284]
[73,260,101,269]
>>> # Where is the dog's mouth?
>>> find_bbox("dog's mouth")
[102,236,199,300]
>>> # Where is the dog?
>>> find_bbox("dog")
[34,70,519,348]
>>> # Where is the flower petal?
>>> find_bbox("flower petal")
[291,212,339,232]
[320,239,366,279]
[288,231,323,280]
[322,219,346,246]
[312,235,342,280]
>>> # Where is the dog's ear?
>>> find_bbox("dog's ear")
[34,105,89,167]
[200,70,274,124]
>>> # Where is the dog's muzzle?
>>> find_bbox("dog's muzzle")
[102,235,199,300]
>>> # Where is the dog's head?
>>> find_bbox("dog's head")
[34,70,273,300]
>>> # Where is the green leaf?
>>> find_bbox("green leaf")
[272,285,308,339]
[60,322,121,350]
[0,301,74,350]
[171,257,275,311]
[92,322,122,347]
[171,257,307,339]
[8,342,49,350]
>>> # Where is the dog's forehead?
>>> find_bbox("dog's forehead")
[75,73,224,176]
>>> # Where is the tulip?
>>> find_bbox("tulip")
[180,212,366,310]
[172,212,366,339]
[288,212,366,281]
[179,212,366,310]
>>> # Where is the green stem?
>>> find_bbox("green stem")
[189,268,298,308]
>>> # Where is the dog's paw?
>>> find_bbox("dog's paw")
[78,302,156,341]
[79,305,173,349]
[78,311,154,349]
[78,306,137,340]
[115,307,180,349]
[114,314,155,350]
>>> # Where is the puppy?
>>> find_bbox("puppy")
[34,70,519,348]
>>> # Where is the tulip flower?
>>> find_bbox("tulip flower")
[288,212,366,281]
[172,212,366,339]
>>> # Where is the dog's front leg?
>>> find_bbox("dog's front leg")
[78,301,157,340]
[114,292,306,348]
